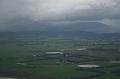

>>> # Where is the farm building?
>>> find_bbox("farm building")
[77,64,100,68]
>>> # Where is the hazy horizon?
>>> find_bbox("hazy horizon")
[0,0,120,33]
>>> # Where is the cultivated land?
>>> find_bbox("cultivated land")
[0,32,120,79]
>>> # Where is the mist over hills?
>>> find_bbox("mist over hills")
[0,22,120,40]
[0,0,120,33]
[45,22,113,33]
[2,22,114,33]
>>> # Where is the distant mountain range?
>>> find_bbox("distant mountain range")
[45,22,113,33]
[0,22,120,40]
[2,22,115,33]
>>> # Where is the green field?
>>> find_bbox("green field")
[0,39,120,79]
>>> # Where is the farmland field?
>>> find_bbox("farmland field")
[0,35,120,79]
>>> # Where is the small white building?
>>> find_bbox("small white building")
[77,64,100,68]
[46,52,63,55]
[76,48,87,51]
[16,63,26,65]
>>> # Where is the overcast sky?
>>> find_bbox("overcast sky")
[0,0,120,32]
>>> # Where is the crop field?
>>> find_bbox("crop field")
[0,39,120,79]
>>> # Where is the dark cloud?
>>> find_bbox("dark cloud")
[0,0,120,32]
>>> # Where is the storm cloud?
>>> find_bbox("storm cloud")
[0,0,120,32]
